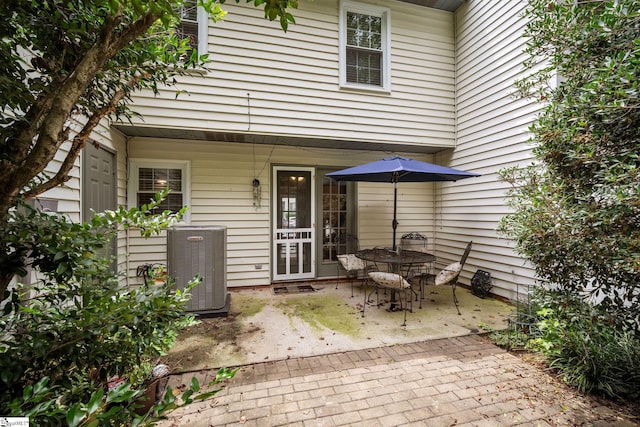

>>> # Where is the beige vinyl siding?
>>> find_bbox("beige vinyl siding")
[357,181,434,251]
[126,138,436,287]
[38,140,81,221]
[448,0,538,300]
[38,119,126,223]
[125,0,456,150]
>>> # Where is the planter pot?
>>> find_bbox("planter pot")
[134,379,159,415]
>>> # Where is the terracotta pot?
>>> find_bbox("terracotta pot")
[134,379,159,415]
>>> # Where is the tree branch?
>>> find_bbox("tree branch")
[13,7,162,201]
[23,87,127,200]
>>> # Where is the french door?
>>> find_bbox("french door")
[272,167,315,281]
[316,171,357,277]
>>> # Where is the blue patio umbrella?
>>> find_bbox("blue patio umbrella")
[325,156,480,250]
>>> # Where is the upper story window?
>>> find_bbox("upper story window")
[339,1,391,92]
[129,160,190,217]
[177,0,209,58]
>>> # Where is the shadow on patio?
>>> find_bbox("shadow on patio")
[161,280,513,373]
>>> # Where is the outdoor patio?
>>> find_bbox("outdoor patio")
[160,280,513,373]
[158,282,640,426]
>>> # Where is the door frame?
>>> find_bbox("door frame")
[272,166,316,281]
[316,170,358,278]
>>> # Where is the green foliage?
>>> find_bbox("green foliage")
[0,192,235,425]
[0,0,295,126]
[0,187,183,298]
[499,0,640,331]
[483,297,543,350]
[1,367,238,426]
[527,291,640,400]
[0,1,297,288]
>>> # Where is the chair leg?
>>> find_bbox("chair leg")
[452,282,461,315]
[361,283,366,317]
[410,281,419,302]
[410,287,414,314]
[400,288,408,326]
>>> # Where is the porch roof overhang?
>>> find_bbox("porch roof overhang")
[112,125,449,155]
[399,0,464,12]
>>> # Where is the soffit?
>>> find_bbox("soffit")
[399,0,465,12]
[113,126,448,155]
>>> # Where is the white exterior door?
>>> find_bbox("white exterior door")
[273,167,315,281]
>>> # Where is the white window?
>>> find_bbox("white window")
[339,1,391,92]
[129,160,190,218]
[177,0,208,57]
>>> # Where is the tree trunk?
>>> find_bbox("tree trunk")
[0,9,163,305]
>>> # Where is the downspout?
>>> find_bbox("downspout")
[110,125,132,287]
[124,134,131,287]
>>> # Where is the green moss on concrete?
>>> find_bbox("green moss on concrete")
[232,293,267,318]
[275,295,362,337]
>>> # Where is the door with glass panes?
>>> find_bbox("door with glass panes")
[272,167,315,281]
[316,169,357,278]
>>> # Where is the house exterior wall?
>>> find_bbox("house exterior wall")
[126,138,435,287]
[37,120,126,219]
[29,0,542,299]
[447,0,539,300]
[122,0,457,151]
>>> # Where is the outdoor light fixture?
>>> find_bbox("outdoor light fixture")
[252,178,261,208]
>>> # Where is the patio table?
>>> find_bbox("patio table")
[356,248,435,310]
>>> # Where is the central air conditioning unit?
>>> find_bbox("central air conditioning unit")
[167,225,229,316]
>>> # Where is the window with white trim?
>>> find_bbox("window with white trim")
[129,161,189,216]
[177,0,208,58]
[339,1,391,91]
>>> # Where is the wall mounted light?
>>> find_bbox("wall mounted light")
[252,178,261,208]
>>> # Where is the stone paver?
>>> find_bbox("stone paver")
[158,335,638,426]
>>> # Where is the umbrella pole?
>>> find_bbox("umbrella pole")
[392,179,398,251]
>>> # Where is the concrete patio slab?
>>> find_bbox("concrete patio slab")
[161,281,512,372]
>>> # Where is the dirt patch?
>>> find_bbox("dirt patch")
[160,292,269,371]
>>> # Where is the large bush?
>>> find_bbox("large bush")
[0,193,229,425]
[500,0,640,331]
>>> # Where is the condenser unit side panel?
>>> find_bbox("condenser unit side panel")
[188,235,206,311]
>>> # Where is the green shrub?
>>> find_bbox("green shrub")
[0,192,232,425]
[529,291,640,400]
[499,0,640,334]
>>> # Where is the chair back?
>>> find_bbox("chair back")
[400,232,428,252]
[334,232,360,255]
[459,241,473,268]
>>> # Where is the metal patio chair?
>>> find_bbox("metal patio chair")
[399,232,433,308]
[335,232,369,297]
[362,247,413,326]
[433,241,473,315]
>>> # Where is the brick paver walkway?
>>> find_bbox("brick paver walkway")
[159,335,638,426]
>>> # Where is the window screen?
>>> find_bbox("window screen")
[177,0,199,53]
[137,167,183,214]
